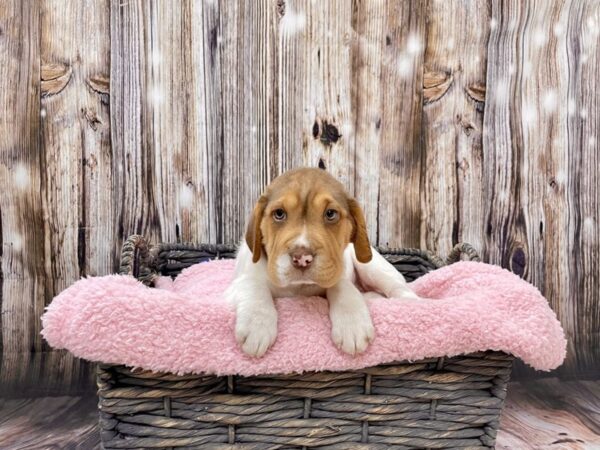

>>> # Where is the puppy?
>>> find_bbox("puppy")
[225,168,418,357]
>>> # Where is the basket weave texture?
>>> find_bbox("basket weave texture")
[97,235,512,449]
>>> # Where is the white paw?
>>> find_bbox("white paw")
[389,286,420,300]
[330,307,374,356]
[235,306,278,358]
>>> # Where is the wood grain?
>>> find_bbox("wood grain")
[483,0,599,377]
[350,0,425,248]
[37,0,111,393]
[0,1,45,391]
[220,0,277,243]
[566,0,600,375]
[421,0,490,256]
[0,395,100,450]
[497,379,600,449]
[277,1,355,188]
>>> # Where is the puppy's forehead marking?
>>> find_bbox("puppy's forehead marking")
[292,226,310,247]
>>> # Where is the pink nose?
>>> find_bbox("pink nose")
[290,247,314,269]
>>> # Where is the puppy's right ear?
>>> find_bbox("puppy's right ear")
[245,195,268,263]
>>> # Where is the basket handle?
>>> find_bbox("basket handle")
[446,242,481,264]
[119,235,157,284]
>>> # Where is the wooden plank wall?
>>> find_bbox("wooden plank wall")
[0,0,598,395]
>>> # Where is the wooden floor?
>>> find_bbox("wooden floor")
[0,378,598,449]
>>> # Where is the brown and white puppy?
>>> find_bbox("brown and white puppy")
[225,168,418,357]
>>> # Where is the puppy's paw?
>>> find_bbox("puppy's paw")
[235,306,278,358]
[330,307,374,356]
[389,286,420,300]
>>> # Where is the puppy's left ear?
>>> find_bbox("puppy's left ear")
[347,198,373,263]
[245,195,268,263]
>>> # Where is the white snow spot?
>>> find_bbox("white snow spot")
[446,37,455,51]
[397,53,413,77]
[533,28,547,47]
[251,126,257,134]
[340,121,353,138]
[406,34,422,55]
[180,183,194,209]
[580,108,588,119]
[553,23,565,37]
[150,49,162,68]
[148,85,164,105]
[586,17,599,35]
[40,108,46,118]
[588,135,596,147]
[497,191,509,202]
[522,104,537,124]
[581,53,589,64]
[280,8,306,35]
[568,99,577,116]
[12,234,23,251]
[583,217,595,235]
[494,80,509,103]
[490,18,498,30]
[542,90,557,113]
[555,169,567,184]
[14,164,29,190]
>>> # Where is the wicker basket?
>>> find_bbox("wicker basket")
[97,235,513,449]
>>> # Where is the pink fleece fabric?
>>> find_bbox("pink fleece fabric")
[41,260,566,376]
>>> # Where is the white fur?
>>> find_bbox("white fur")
[227,242,418,357]
[292,227,310,248]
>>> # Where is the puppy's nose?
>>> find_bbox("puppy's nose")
[290,247,314,269]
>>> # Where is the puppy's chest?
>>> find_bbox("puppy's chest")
[269,268,365,299]
[269,283,327,298]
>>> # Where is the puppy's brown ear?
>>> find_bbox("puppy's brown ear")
[245,195,268,263]
[348,198,373,263]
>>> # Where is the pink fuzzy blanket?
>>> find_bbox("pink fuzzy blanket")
[42,260,566,376]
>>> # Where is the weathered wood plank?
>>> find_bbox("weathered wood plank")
[374,1,425,248]
[277,0,355,187]
[484,0,598,376]
[0,396,100,449]
[497,379,600,449]
[349,0,386,245]
[35,0,111,393]
[220,0,277,243]
[421,0,490,257]
[350,1,426,248]
[0,1,45,391]
[566,0,600,375]
[110,0,162,248]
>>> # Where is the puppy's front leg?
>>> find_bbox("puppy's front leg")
[352,246,419,299]
[227,277,278,357]
[327,279,374,355]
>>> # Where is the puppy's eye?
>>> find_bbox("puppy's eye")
[272,208,287,221]
[324,209,339,222]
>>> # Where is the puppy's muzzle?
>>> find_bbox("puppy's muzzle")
[290,246,314,270]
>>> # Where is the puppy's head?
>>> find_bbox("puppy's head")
[245,168,372,288]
